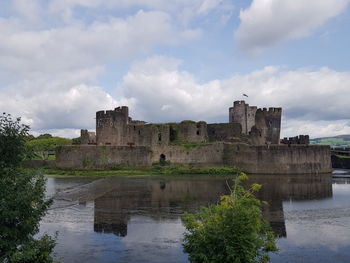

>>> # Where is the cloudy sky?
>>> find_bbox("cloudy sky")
[1,0,350,138]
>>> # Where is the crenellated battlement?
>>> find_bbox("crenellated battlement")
[233,100,247,106]
[281,135,310,145]
[96,110,113,118]
[96,107,129,125]
[96,106,129,118]
[257,107,282,114]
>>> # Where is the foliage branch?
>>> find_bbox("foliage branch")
[0,113,55,263]
[182,173,278,263]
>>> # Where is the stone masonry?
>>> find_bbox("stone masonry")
[55,100,331,174]
[84,101,282,147]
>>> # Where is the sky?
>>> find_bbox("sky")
[1,0,350,139]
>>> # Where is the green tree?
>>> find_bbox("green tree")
[36,133,53,140]
[25,137,72,153]
[0,113,55,263]
[72,137,81,145]
[182,173,278,263]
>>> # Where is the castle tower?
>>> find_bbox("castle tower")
[229,101,257,135]
[96,106,129,145]
[80,129,96,145]
[250,107,282,145]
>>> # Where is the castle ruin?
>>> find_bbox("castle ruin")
[81,101,282,148]
[56,100,331,174]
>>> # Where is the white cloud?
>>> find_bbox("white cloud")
[118,56,350,138]
[3,55,350,138]
[0,10,199,76]
[47,0,234,26]
[0,1,207,138]
[12,0,43,23]
[1,1,348,139]
[0,82,117,133]
[235,0,350,54]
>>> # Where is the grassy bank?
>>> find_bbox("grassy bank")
[336,154,350,159]
[35,165,240,177]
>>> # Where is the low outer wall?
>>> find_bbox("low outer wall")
[151,143,224,166]
[56,143,331,174]
[22,160,55,168]
[224,144,331,174]
[56,145,152,168]
[331,155,350,169]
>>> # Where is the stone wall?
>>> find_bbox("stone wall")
[81,129,96,144]
[56,145,151,168]
[169,121,208,143]
[127,124,170,147]
[95,106,172,147]
[207,123,242,142]
[96,107,129,146]
[151,143,224,165]
[223,144,331,174]
[250,107,282,145]
[331,155,350,169]
[281,135,310,145]
[56,143,331,174]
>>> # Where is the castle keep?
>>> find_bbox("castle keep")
[56,101,331,174]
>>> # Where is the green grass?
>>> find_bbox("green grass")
[36,165,240,178]
[336,154,350,159]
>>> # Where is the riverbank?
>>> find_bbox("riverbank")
[32,165,240,177]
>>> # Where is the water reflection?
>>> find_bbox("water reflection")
[250,174,333,238]
[45,174,336,263]
[93,177,231,237]
[55,174,333,239]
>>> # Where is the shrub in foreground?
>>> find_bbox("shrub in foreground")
[0,113,55,262]
[182,173,278,263]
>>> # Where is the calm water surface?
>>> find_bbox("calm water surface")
[40,174,350,263]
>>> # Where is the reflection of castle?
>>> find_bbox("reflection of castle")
[93,178,229,237]
[93,175,333,238]
[56,101,331,174]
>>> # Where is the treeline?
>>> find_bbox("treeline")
[25,133,80,160]
[25,133,80,152]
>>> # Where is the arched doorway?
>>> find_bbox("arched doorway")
[159,154,166,163]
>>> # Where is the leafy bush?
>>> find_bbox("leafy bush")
[0,113,55,262]
[72,137,81,144]
[182,173,277,263]
[0,114,30,168]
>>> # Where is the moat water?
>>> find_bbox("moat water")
[40,173,350,263]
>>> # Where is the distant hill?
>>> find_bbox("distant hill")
[334,134,350,140]
[310,135,350,147]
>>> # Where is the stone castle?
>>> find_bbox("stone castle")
[56,100,331,174]
[81,101,282,147]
